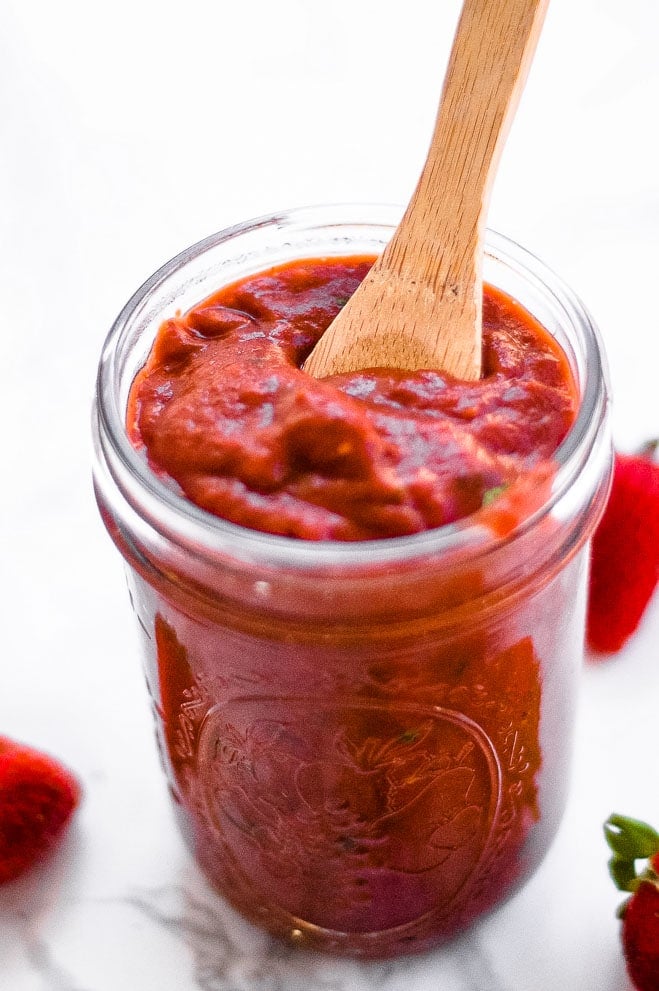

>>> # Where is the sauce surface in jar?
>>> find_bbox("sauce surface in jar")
[127,256,577,540]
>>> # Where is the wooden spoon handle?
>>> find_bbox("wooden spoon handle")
[386,0,549,291]
[306,0,550,381]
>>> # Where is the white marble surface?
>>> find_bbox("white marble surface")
[1,0,658,987]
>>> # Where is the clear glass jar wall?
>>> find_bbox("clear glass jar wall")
[92,206,612,957]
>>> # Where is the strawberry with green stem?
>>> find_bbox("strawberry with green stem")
[604,813,659,991]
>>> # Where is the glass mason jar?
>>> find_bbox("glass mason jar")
[92,205,612,958]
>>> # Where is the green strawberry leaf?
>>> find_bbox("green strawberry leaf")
[605,814,659,862]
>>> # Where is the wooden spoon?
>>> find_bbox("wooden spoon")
[305,0,550,382]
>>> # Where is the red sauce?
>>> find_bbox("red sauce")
[119,256,583,956]
[127,257,577,540]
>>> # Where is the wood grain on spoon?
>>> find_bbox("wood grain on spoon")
[305,0,550,382]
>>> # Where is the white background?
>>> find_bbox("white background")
[0,1,658,989]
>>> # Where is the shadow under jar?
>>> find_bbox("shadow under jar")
[92,205,612,958]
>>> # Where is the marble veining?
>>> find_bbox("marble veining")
[118,875,507,991]
[1,841,511,991]
[23,935,89,991]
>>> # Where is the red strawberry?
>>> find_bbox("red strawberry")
[0,736,81,884]
[604,813,659,991]
[587,444,659,653]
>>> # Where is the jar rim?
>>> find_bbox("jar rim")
[93,203,610,569]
